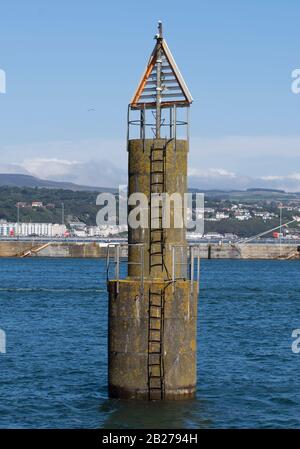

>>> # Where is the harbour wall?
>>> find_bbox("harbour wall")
[0,241,299,259]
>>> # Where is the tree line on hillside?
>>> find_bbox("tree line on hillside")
[0,186,291,237]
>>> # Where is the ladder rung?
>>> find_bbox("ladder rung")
[148,282,165,399]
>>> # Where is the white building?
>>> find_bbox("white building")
[216,212,230,220]
[88,224,128,237]
[0,222,67,237]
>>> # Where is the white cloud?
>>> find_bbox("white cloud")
[0,138,126,166]
[20,158,126,188]
[0,134,300,191]
[22,158,79,180]
[0,158,296,192]
[189,170,300,192]
[189,168,236,178]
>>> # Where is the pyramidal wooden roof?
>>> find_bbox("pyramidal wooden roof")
[130,25,193,109]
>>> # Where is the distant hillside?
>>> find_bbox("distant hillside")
[0,184,299,236]
[191,187,300,201]
[1,174,299,200]
[0,173,116,193]
[0,185,109,226]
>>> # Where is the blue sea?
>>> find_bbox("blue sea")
[0,258,300,429]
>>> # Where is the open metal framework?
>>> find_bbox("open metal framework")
[127,21,192,144]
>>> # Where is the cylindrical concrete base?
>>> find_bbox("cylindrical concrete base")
[108,279,198,400]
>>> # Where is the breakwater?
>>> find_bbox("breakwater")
[0,240,299,259]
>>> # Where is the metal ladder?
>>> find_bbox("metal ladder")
[147,286,165,400]
[149,142,166,272]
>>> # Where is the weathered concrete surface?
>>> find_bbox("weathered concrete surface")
[128,139,188,278]
[0,241,36,257]
[198,243,300,259]
[0,241,299,259]
[0,241,108,258]
[108,279,198,400]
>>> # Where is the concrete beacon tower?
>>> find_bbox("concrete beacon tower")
[107,22,199,400]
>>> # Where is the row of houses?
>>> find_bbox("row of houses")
[0,222,67,237]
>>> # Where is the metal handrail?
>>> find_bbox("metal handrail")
[170,244,201,294]
[106,243,144,294]
[106,243,200,295]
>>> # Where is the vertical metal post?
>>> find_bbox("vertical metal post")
[143,105,146,152]
[187,107,190,144]
[156,45,162,139]
[173,105,177,151]
[180,245,184,278]
[169,108,173,139]
[172,246,175,292]
[155,22,163,139]
[197,246,200,294]
[140,245,144,293]
[140,109,144,140]
[126,105,130,151]
[106,245,111,283]
[116,245,120,294]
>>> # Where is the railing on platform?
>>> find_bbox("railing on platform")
[106,243,201,295]
[106,243,144,294]
[170,245,201,294]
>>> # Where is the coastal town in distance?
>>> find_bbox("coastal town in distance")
[1,178,300,243]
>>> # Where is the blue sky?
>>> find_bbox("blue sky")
[0,0,300,189]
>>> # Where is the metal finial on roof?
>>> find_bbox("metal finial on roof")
[157,21,163,39]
